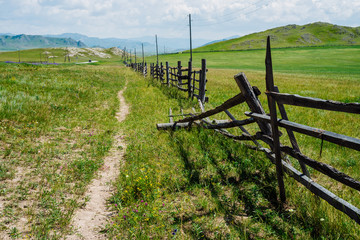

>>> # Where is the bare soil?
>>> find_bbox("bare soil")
[66,87,129,239]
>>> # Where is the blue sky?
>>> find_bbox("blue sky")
[0,0,359,40]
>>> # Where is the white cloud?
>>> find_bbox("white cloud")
[0,0,359,39]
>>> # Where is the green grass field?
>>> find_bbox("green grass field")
[0,45,359,239]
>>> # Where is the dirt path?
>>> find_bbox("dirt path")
[67,86,129,240]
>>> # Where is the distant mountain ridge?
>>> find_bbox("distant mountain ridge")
[46,33,148,50]
[0,34,86,51]
[195,22,360,52]
[47,33,212,54]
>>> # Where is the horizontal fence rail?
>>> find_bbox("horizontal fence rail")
[156,36,360,225]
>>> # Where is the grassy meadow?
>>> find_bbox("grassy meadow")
[0,60,125,238]
[0,45,359,239]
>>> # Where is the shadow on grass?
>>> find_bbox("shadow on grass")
[169,127,326,239]
[147,77,197,110]
[143,68,335,239]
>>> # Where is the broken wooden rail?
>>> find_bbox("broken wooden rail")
[156,36,360,224]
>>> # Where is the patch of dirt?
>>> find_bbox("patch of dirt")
[66,86,129,240]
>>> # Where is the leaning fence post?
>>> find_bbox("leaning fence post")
[265,36,286,204]
[187,61,192,98]
[177,61,182,88]
[166,62,170,86]
[199,59,207,104]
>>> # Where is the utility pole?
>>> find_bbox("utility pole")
[130,49,132,63]
[18,49,21,63]
[135,48,137,64]
[189,14,193,62]
[155,34,159,65]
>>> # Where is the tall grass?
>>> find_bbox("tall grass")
[107,65,360,238]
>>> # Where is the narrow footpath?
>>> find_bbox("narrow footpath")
[67,86,129,239]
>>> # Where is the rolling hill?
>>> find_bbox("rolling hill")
[0,34,86,51]
[194,22,360,52]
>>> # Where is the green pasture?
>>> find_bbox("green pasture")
[0,44,359,239]
[107,66,360,238]
[145,45,360,78]
[0,62,125,238]
[118,45,360,238]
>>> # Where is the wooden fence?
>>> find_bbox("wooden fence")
[127,59,208,103]
[157,36,360,224]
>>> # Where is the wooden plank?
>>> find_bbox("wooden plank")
[253,147,360,224]
[191,70,196,100]
[281,145,360,191]
[267,91,360,114]
[157,122,193,130]
[199,59,207,103]
[234,72,272,136]
[257,133,360,191]
[265,36,286,203]
[225,110,264,149]
[274,86,311,178]
[177,61,182,87]
[169,108,173,124]
[160,62,164,82]
[188,61,192,98]
[283,160,360,224]
[278,150,360,223]
[246,112,360,151]
[176,93,246,124]
[205,118,256,129]
[216,131,257,141]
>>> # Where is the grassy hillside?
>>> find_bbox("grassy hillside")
[0,34,86,51]
[0,47,124,64]
[196,22,360,52]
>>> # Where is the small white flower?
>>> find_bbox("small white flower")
[320,218,325,221]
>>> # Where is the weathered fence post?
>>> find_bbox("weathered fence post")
[160,62,164,83]
[187,61,192,98]
[265,36,286,204]
[273,85,311,178]
[151,63,154,78]
[177,61,182,88]
[166,62,170,86]
[199,59,207,104]
[234,73,271,135]
[155,63,159,80]
[144,62,147,77]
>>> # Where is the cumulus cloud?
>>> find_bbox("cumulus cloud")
[0,0,359,39]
